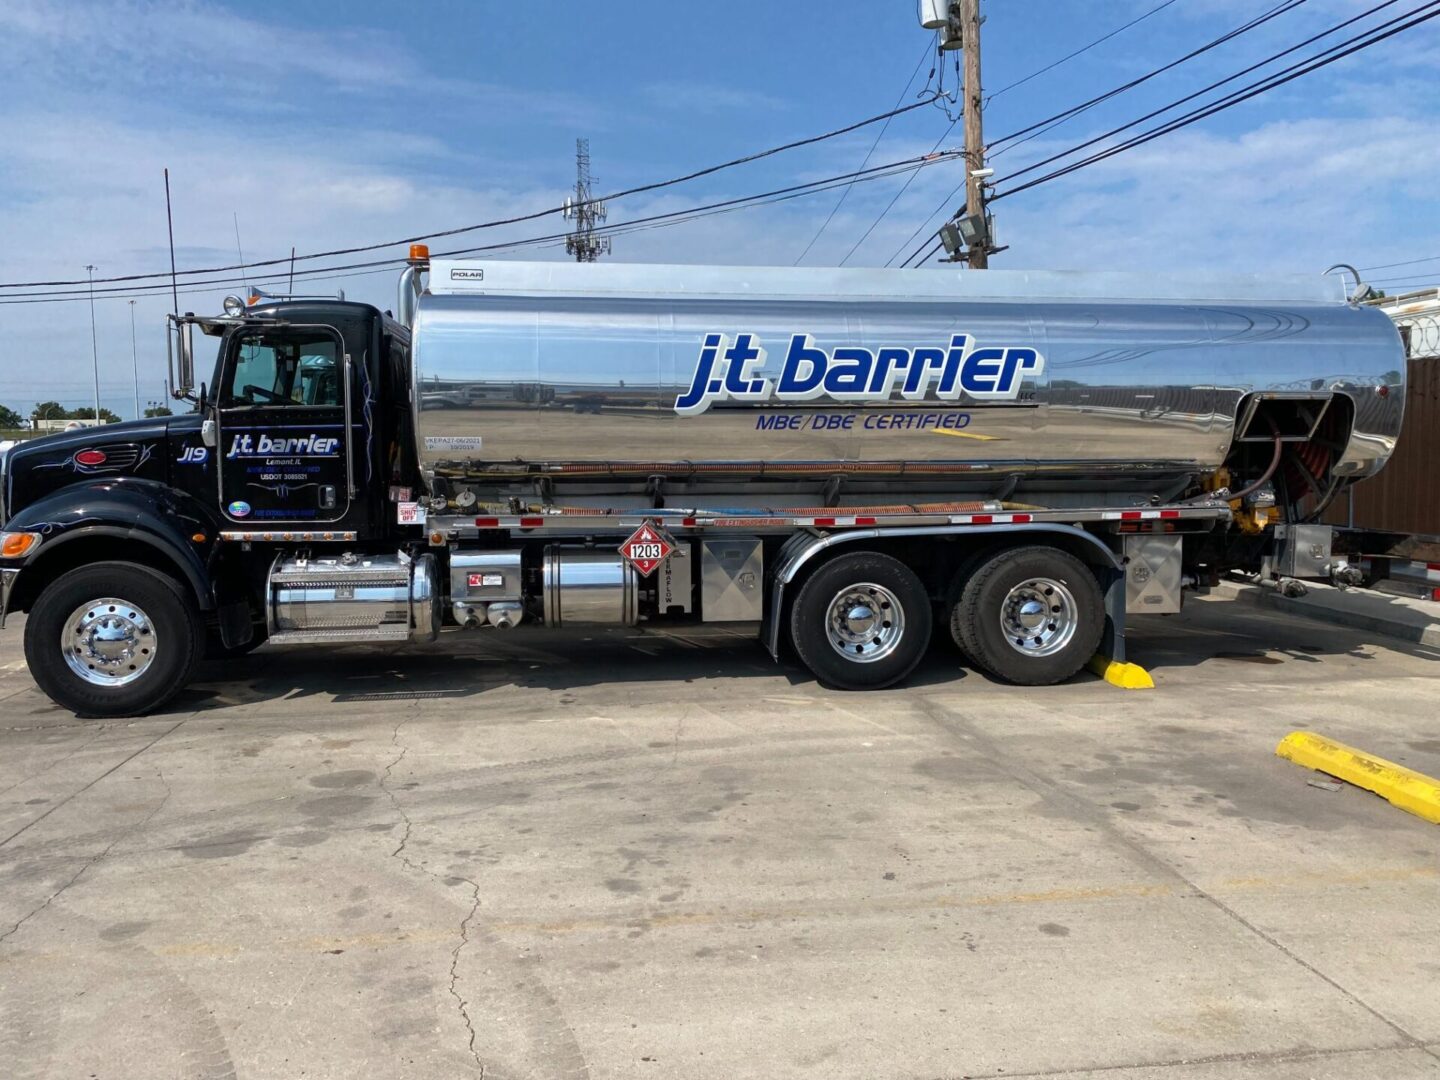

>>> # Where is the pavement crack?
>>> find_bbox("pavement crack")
[377,703,487,1075]
[0,715,189,851]
[449,876,486,1076]
[0,723,112,799]
[381,713,415,861]
[0,766,171,946]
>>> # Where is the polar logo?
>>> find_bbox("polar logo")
[225,433,340,458]
[674,333,1044,416]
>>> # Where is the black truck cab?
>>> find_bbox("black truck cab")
[0,299,413,715]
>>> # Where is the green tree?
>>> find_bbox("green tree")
[32,401,67,423]
[144,405,174,418]
[0,403,23,429]
[66,406,122,424]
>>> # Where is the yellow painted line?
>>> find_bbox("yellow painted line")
[1276,731,1440,825]
[1086,654,1155,690]
[932,429,1001,441]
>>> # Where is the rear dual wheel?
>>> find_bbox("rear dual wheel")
[790,552,932,691]
[951,546,1104,686]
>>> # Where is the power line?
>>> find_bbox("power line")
[1360,253,1440,271]
[794,41,932,265]
[839,168,936,266]
[1366,272,1440,285]
[989,0,1440,204]
[885,1,1310,269]
[993,0,1405,190]
[984,0,1183,103]
[904,237,946,269]
[986,0,1309,159]
[0,97,942,292]
[0,153,961,306]
[883,173,962,267]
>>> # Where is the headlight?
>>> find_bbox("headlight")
[1,532,41,559]
[223,294,245,317]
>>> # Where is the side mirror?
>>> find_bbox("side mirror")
[168,316,197,400]
[178,321,196,396]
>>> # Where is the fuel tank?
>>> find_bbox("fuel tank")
[410,261,1405,497]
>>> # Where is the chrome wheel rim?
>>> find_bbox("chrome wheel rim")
[825,582,905,663]
[61,598,158,687]
[999,577,1078,658]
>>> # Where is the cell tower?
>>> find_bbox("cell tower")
[563,138,611,262]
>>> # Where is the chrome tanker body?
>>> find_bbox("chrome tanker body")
[406,261,1403,512]
[1,256,1413,718]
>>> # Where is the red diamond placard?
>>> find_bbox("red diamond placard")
[619,521,676,577]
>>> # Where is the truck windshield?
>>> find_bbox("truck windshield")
[223,329,341,408]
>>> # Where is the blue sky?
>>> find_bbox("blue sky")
[1,0,1437,418]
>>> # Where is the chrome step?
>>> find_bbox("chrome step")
[267,625,412,647]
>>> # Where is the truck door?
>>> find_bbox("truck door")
[216,324,353,524]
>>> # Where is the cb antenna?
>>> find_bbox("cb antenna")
[233,212,249,294]
[164,167,179,315]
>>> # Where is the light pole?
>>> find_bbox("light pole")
[128,300,141,419]
[86,265,102,424]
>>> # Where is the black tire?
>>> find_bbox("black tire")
[943,545,1001,659]
[790,552,932,691]
[953,545,1104,686]
[24,562,204,719]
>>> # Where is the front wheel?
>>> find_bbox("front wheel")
[24,562,204,718]
[790,552,932,690]
[951,545,1104,686]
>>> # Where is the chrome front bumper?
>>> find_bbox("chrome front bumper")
[0,567,18,629]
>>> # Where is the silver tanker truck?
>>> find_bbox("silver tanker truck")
[0,254,1414,716]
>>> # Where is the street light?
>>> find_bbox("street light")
[86,265,101,424]
[129,300,140,420]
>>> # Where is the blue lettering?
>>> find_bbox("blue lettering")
[961,347,1006,396]
[723,333,768,396]
[901,348,947,398]
[755,413,802,430]
[776,335,827,398]
[822,347,874,399]
[676,332,1043,415]
[936,335,969,397]
[674,334,722,415]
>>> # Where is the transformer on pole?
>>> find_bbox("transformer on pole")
[563,139,611,262]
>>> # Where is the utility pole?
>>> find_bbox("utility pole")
[128,300,141,419]
[85,265,102,423]
[960,0,989,269]
[563,138,611,262]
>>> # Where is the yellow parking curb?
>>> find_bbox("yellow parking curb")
[1086,655,1155,690]
[1276,731,1440,825]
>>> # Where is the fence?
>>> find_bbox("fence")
[1326,312,1439,536]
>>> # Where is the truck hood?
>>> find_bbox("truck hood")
[2,413,203,526]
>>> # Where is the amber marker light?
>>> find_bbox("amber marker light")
[1,532,41,558]
[409,243,430,262]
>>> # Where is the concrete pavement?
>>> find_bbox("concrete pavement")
[1,595,1439,1079]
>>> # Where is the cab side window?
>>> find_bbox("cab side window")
[224,330,341,408]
